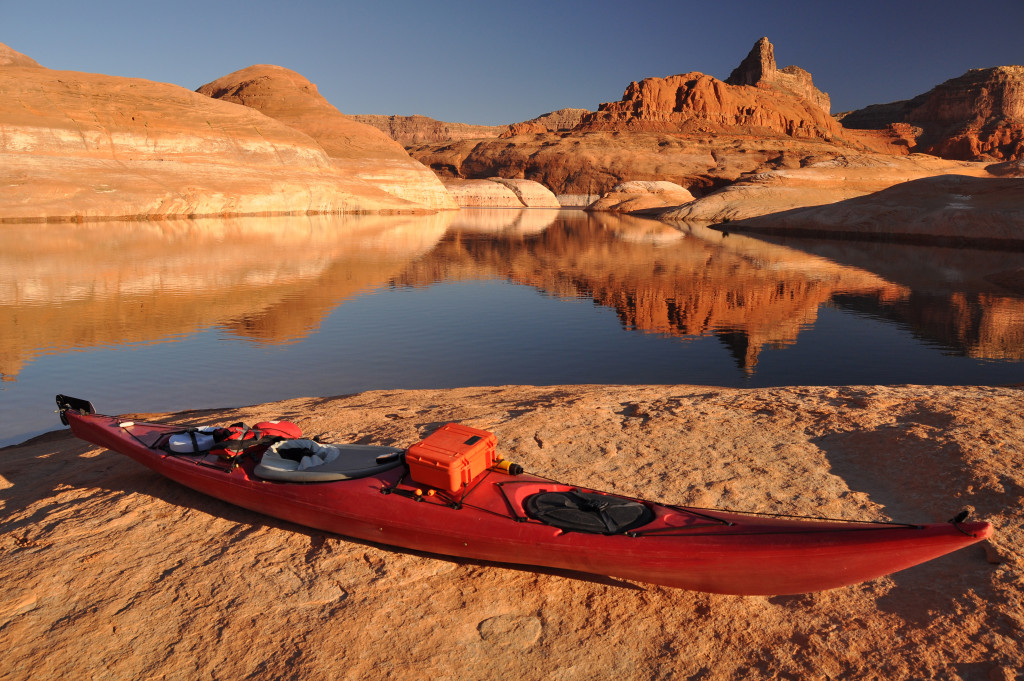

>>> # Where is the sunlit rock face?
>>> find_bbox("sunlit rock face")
[197,65,457,211]
[575,38,841,141]
[587,181,696,213]
[839,66,1024,162]
[0,44,423,220]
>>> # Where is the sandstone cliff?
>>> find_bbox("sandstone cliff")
[0,42,41,67]
[198,65,456,211]
[838,66,1024,161]
[575,37,842,141]
[351,109,590,146]
[3,383,1021,680]
[0,44,428,220]
[586,181,696,213]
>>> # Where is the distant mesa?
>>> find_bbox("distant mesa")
[352,108,590,146]
[350,114,506,146]
[499,109,590,138]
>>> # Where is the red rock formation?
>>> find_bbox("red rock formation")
[408,38,872,197]
[575,38,842,141]
[352,109,589,145]
[838,66,1024,161]
[726,36,831,113]
[198,66,456,210]
[408,130,852,198]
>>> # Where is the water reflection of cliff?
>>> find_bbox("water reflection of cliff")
[393,212,908,373]
[751,236,1024,362]
[0,213,453,381]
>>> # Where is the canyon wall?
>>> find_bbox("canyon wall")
[838,66,1024,161]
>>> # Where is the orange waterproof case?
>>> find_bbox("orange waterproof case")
[406,423,498,493]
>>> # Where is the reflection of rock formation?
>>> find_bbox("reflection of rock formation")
[447,208,560,235]
[749,235,1024,362]
[0,214,453,381]
[394,212,904,373]
[836,293,1024,362]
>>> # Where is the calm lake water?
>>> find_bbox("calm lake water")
[3,208,1024,447]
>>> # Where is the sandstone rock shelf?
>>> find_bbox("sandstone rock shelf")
[2,383,1021,680]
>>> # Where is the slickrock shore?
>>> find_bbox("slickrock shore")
[2,384,1021,680]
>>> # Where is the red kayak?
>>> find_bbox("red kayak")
[56,395,992,595]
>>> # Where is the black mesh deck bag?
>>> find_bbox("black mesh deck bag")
[524,490,654,534]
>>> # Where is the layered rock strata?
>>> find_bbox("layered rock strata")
[499,108,590,137]
[838,66,1024,161]
[408,38,867,197]
[443,178,560,208]
[729,174,1024,246]
[198,65,456,211]
[659,154,994,223]
[586,181,695,213]
[0,44,438,221]
[349,114,506,146]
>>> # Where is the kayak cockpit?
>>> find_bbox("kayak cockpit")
[253,439,404,482]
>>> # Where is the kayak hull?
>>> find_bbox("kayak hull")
[62,409,992,595]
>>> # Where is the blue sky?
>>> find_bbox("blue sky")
[6,0,1023,125]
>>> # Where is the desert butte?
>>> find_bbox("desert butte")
[2,383,1022,680]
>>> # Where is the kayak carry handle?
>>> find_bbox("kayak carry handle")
[55,394,96,426]
[948,510,970,525]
